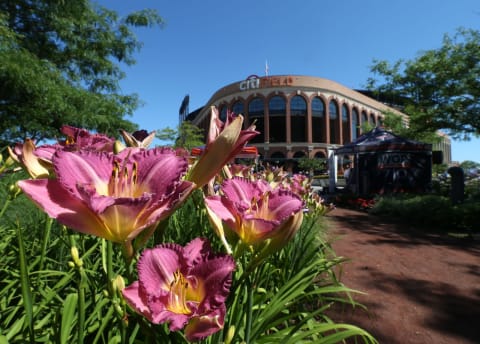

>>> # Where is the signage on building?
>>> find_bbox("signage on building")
[239,75,294,91]
[377,153,412,169]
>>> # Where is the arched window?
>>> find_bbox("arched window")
[329,100,339,144]
[352,108,359,140]
[370,113,376,126]
[361,111,368,126]
[248,97,264,143]
[232,101,244,116]
[268,96,286,143]
[269,151,285,166]
[219,105,228,122]
[342,104,349,143]
[312,97,325,142]
[293,151,306,159]
[290,95,307,142]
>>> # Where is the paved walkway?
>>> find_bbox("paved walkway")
[325,207,480,344]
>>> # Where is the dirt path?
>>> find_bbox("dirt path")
[325,207,480,344]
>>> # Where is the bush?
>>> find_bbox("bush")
[370,194,479,232]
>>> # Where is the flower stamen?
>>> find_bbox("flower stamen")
[168,269,191,315]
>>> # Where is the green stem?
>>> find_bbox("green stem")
[0,198,11,220]
[39,217,53,271]
[77,268,86,344]
[107,240,114,284]
[245,276,254,344]
[122,240,135,281]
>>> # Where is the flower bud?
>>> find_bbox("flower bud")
[9,183,22,200]
[112,275,126,293]
[224,325,235,344]
[70,246,83,267]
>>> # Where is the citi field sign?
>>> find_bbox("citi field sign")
[239,75,294,91]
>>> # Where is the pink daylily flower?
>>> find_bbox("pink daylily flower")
[8,126,119,178]
[59,125,116,152]
[187,107,259,188]
[122,238,235,342]
[204,177,304,247]
[18,147,194,243]
[119,129,156,148]
[7,139,55,178]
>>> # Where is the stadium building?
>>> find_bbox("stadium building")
[183,74,451,168]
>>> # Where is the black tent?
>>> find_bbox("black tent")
[335,127,432,195]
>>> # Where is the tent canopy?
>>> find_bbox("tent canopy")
[334,127,432,155]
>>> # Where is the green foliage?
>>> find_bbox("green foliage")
[381,110,440,143]
[370,194,480,232]
[297,157,327,173]
[368,28,480,139]
[460,160,480,169]
[432,163,448,177]
[156,121,205,150]
[0,1,164,144]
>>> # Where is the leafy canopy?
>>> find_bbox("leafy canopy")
[0,0,164,145]
[367,28,480,140]
[156,121,205,150]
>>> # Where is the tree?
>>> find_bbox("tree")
[367,28,480,140]
[297,157,327,175]
[380,110,440,143]
[156,121,205,151]
[0,1,164,145]
[459,160,480,169]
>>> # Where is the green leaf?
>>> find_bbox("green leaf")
[60,293,78,344]
[15,224,34,343]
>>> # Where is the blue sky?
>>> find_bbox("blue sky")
[98,0,480,163]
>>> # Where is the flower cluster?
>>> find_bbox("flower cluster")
[9,107,316,342]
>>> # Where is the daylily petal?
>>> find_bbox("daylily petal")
[147,301,190,330]
[222,177,270,205]
[121,282,153,320]
[8,139,51,178]
[207,106,223,145]
[133,148,189,197]
[183,237,211,268]
[269,210,304,249]
[185,307,226,342]
[204,200,233,254]
[190,255,235,309]
[188,107,259,189]
[241,218,278,244]
[267,189,304,220]
[53,150,111,198]
[137,244,183,295]
[120,129,156,148]
[17,179,109,238]
[33,144,57,161]
[188,116,242,188]
[204,196,237,225]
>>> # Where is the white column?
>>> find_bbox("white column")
[328,149,337,193]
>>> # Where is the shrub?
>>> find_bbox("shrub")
[370,194,479,232]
